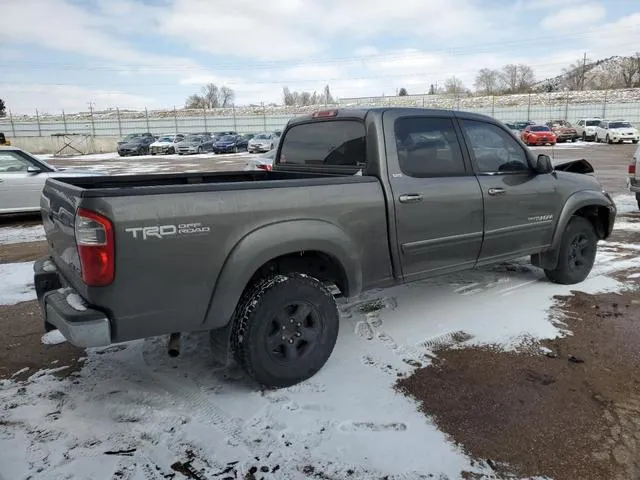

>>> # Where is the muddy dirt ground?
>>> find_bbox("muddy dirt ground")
[398,226,640,480]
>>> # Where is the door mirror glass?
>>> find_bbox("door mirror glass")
[535,154,553,174]
[27,165,42,173]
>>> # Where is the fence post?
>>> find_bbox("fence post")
[564,92,569,120]
[491,95,495,117]
[35,109,42,137]
[202,106,208,133]
[232,104,238,132]
[145,107,150,133]
[527,93,531,121]
[9,111,16,137]
[89,103,96,137]
[116,107,122,137]
[262,102,267,130]
[602,90,608,118]
[422,95,425,107]
[62,110,68,134]
[173,106,178,133]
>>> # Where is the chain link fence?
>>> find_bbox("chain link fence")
[2,89,640,138]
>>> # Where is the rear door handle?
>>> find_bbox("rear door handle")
[488,187,506,196]
[399,193,424,204]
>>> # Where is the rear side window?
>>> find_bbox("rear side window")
[394,117,467,177]
[279,120,365,167]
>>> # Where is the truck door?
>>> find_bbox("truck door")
[456,116,558,264]
[383,111,484,282]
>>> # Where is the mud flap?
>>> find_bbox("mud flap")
[531,249,559,270]
[209,323,233,367]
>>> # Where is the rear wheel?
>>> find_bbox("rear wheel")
[633,140,638,144]
[231,273,339,388]
[582,132,586,141]
[197,146,202,154]
[606,134,612,144]
[595,134,600,143]
[636,192,640,210]
[234,146,238,153]
[544,216,598,285]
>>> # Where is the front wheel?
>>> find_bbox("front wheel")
[544,216,598,285]
[231,273,339,388]
[633,140,638,144]
[606,134,612,144]
[234,146,238,153]
[636,192,640,210]
[197,146,202,154]
[595,134,599,143]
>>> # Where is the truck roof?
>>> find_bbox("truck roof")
[286,107,495,127]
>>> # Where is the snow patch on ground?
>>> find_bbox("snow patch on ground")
[0,225,46,245]
[614,194,639,214]
[41,330,67,345]
[614,220,640,231]
[0,261,36,305]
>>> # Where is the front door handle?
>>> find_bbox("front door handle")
[399,193,424,204]
[488,187,506,196]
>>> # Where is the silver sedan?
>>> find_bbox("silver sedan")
[0,146,104,215]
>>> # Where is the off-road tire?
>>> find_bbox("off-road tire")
[544,216,598,285]
[636,192,640,210]
[231,273,339,388]
[606,134,612,144]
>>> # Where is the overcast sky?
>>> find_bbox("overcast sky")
[2,0,640,114]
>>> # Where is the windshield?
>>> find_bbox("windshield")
[158,136,174,142]
[530,126,551,132]
[254,134,270,140]
[585,120,600,126]
[220,135,235,141]
[609,122,632,129]
[185,135,201,142]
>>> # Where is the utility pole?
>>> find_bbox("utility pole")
[582,52,587,90]
[88,101,96,137]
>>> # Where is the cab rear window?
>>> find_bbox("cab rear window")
[279,120,365,168]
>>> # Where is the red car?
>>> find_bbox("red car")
[521,125,557,146]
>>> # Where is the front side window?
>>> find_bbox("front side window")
[0,152,32,173]
[461,120,529,174]
[394,117,466,177]
[280,120,365,167]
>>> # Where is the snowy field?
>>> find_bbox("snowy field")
[0,193,639,479]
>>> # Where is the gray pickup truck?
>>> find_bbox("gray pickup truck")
[35,108,616,388]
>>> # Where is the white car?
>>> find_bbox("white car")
[244,148,276,171]
[0,147,105,215]
[574,117,601,141]
[150,133,185,154]
[629,143,640,210]
[594,120,639,144]
[247,133,278,153]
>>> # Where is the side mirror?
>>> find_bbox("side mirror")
[27,166,42,173]
[535,154,553,174]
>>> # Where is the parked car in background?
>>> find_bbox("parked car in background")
[546,120,579,143]
[176,134,215,154]
[594,120,639,144]
[242,133,255,141]
[0,146,104,214]
[244,147,276,171]
[521,125,557,146]
[574,118,601,141]
[117,135,155,156]
[150,134,185,154]
[629,143,640,210]
[503,122,521,136]
[513,121,535,132]
[0,132,11,146]
[213,131,237,137]
[248,132,277,153]
[213,134,248,154]
[117,133,154,146]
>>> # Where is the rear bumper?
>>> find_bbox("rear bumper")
[34,258,111,348]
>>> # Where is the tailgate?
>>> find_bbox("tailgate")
[41,179,87,292]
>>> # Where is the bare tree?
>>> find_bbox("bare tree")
[398,87,408,96]
[474,68,500,95]
[499,64,535,93]
[282,85,334,106]
[562,57,591,90]
[444,76,467,95]
[0,98,5,117]
[516,64,535,92]
[618,53,640,88]
[322,84,334,104]
[185,83,235,109]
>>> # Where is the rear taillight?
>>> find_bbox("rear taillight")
[75,208,115,286]
[629,163,636,176]
[257,164,272,171]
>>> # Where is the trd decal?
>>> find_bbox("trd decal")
[125,223,211,240]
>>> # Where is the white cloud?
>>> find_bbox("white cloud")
[541,3,606,30]
[1,84,156,114]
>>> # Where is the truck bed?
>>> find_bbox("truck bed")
[53,170,370,197]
